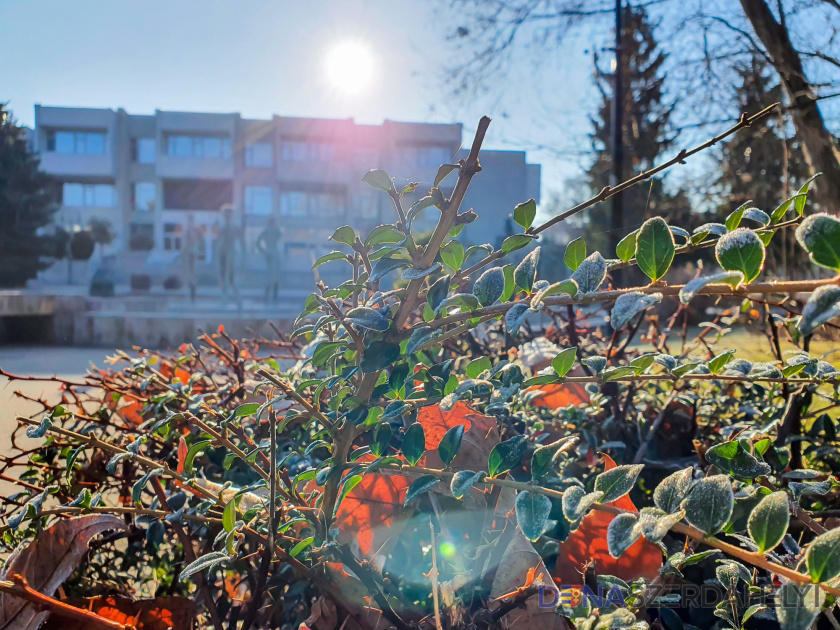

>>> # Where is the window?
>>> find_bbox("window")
[281,140,335,162]
[279,191,343,218]
[135,138,156,164]
[134,182,156,211]
[355,192,379,220]
[162,180,232,210]
[62,183,115,207]
[245,186,273,216]
[245,142,273,167]
[166,135,231,158]
[163,223,182,251]
[49,131,107,155]
[354,147,379,166]
[129,223,154,251]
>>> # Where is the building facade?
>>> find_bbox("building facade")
[33,105,540,290]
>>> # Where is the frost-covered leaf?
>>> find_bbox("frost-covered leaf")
[515,491,552,541]
[345,307,391,332]
[582,356,607,374]
[654,467,694,513]
[715,228,765,283]
[638,506,685,543]
[531,436,577,481]
[806,527,840,583]
[403,475,440,506]
[610,292,662,330]
[594,464,644,504]
[681,475,733,535]
[678,271,744,304]
[514,247,541,293]
[406,326,442,354]
[402,262,442,280]
[607,512,641,558]
[798,285,840,336]
[776,583,824,630]
[473,267,505,306]
[505,302,531,334]
[450,470,486,499]
[571,252,607,293]
[562,486,604,522]
[705,441,771,479]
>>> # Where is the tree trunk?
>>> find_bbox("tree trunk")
[740,0,840,214]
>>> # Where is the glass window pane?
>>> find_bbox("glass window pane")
[55,132,75,154]
[63,183,83,206]
[86,133,105,155]
[94,184,114,207]
[83,185,95,206]
[245,186,273,216]
[134,183,155,211]
[221,138,232,158]
[137,138,156,163]
[246,142,273,167]
[204,137,221,158]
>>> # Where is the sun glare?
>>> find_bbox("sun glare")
[324,40,375,96]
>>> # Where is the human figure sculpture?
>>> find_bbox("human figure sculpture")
[216,204,243,304]
[182,213,202,302]
[256,215,282,302]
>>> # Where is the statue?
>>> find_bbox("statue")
[182,213,202,301]
[216,204,243,304]
[256,215,283,302]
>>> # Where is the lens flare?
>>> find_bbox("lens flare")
[324,40,375,96]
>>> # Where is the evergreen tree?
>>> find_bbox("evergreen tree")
[582,5,692,256]
[716,56,809,276]
[0,104,57,287]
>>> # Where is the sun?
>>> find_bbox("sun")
[324,40,375,96]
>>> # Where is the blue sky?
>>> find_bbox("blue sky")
[1,0,598,200]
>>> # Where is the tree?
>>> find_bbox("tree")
[582,6,694,258]
[0,104,57,287]
[716,56,811,276]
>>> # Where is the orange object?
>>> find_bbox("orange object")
[552,454,662,585]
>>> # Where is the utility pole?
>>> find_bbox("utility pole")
[610,0,625,265]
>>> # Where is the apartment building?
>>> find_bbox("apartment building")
[33,105,540,290]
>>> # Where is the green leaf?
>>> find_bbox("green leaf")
[615,231,637,263]
[466,357,492,379]
[514,247,540,293]
[370,256,406,283]
[312,341,346,367]
[402,423,426,466]
[705,441,771,479]
[434,293,479,317]
[362,169,393,192]
[747,491,789,553]
[370,422,392,457]
[450,470,485,499]
[403,475,439,506]
[715,228,766,282]
[313,251,349,269]
[434,164,459,187]
[776,583,824,630]
[513,198,537,229]
[531,436,577,481]
[564,237,587,271]
[806,526,840,583]
[487,435,527,477]
[290,536,315,558]
[795,172,821,216]
[501,264,516,301]
[406,326,441,355]
[222,496,239,533]
[562,486,604,522]
[365,225,404,247]
[795,212,840,272]
[438,425,465,466]
[234,403,260,417]
[515,491,552,541]
[402,263,442,281]
[708,351,734,375]
[681,475,734,535]
[473,267,505,306]
[595,464,644,504]
[184,439,214,475]
[551,347,577,378]
[501,234,536,253]
[441,241,465,271]
[725,201,752,232]
[607,512,641,558]
[330,225,357,246]
[636,217,675,282]
[360,341,400,373]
